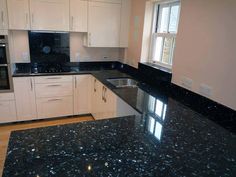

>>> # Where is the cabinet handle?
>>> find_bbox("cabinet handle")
[31,13,34,24]
[1,11,4,25]
[94,79,96,92]
[46,77,62,80]
[47,99,62,102]
[71,16,74,30]
[47,84,61,87]
[88,33,91,46]
[104,87,107,103]
[102,86,105,101]
[30,78,33,91]
[75,77,77,88]
[25,13,28,28]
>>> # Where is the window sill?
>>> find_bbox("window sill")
[140,62,172,74]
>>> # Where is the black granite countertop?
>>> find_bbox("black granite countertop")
[4,65,236,176]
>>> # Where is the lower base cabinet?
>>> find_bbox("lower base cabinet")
[37,96,73,119]
[0,100,17,123]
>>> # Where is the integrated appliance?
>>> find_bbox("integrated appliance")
[28,31,70,64]
[0,35,13,92]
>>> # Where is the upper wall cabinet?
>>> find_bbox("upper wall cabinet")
[7,0,30,30]
[30,0,69,31]
[0,0,8,30]
[87,1,121,47]
[70,0,88,32]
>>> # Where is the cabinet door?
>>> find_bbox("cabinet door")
[88,1,121,47]
[7,0,30,30]
[30,0,69,31]
[8,31,30,63]
[70,0,88,32]
[0,100,17,123]
[13,77,37,121]
[0,0,8,30]
[74,75,91,115]
[37,96,73,119]
[102,86,117,119]
[91,78,103,119]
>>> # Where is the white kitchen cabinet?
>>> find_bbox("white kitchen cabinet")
[120,0,131,47]
[91,77,117,120]
[8,31,30,63]
[30,0,69,31]
[116,97,140,117]
[13,77,37,121]
[37,96,73,119]
[0,93,17,123]
[0,0,8,31]
[7,0,30,30]
[86,1,121,47]
[73,75,91,115]
[35,75,73,119]
[70,0,88,32]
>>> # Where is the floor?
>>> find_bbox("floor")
[0,115,94,177]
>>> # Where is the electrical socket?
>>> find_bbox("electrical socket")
[181,76,193,90]
[199,84,212,98]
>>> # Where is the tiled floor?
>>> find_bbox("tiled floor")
[0,116,94,177]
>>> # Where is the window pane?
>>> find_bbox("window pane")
[148,116,155,134]
[153,37,163,62]
[162,38,173,64]
[169,5,180,33]
[154,121,162,141]
[148,96,155,113]
[159,6,170,33]
[155,99,163,117]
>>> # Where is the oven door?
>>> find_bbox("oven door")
[0,65,12,92]
[0,43,8,64]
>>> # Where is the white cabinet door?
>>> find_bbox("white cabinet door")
[91,78,103,119]
[30,0,69,31]
[73,75,91,115]
[88,1,121,47]
[0,0,8,30]
[8,31,30,63]
[0,100,17,123]
[13,77,37,121]
[70,0,88,32]
[37,96,73,119]
[7,0,30,30]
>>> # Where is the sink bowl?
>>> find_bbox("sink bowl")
[107,78,138,88]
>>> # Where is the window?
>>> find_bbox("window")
[150,1,180,68]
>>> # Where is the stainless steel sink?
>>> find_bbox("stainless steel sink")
[107,78,138,88]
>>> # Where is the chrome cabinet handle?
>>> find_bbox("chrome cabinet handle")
[47,84,61,87]
[25,13,28,28]
[30,78,33,91]
[75,77,77,88]
[104,87,107,103]
[31,13,34,25]
[102,86,105,101]
[46,77,62,80]
[71,16,74,30]
[47,99,62,102]
[94,79,96,92]
[88,33,91,46]
[1,11,4,25]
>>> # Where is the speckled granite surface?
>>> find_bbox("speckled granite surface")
[3,100,236,176]
[4,67,235,176]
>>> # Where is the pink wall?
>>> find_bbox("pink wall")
[172,0,236,110]
[124,0,147,68]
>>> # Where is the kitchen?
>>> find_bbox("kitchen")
[0,0,236,176]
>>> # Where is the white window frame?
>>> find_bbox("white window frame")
[149,1,180,69]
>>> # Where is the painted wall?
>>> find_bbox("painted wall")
[123,0,147,68]
[9,31,123,63]
[172,0,236,110]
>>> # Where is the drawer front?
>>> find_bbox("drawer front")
[35,76,73,84]
[0,100,17,123]
[0,93,15,101]
[35,82,73,98]
[37,96,73,119]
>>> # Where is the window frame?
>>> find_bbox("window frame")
[149,1,181,69]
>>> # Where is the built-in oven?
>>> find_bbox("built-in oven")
[0,35,13,92]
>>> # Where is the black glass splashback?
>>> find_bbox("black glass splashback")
[28,32,70,63]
